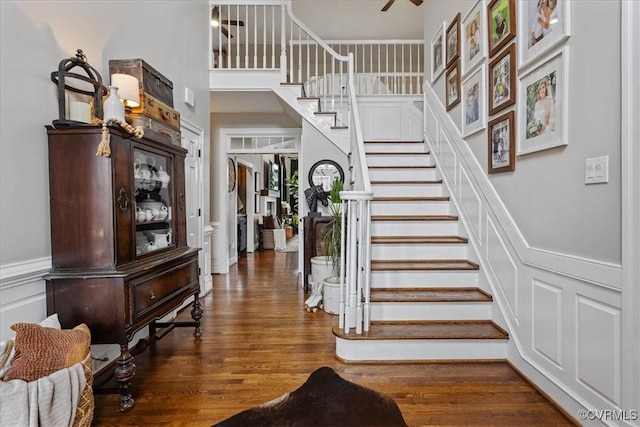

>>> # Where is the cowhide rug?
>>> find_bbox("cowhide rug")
[213,366,408,427]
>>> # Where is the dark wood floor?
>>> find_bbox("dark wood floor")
[93,249,576,426]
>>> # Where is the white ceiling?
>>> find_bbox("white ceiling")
[210,0,425,115]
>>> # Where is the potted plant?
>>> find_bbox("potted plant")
[319,179,344,314]
[306,178,344,313]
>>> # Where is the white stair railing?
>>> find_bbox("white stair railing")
[210,0,373,335]
[339,54,373,334]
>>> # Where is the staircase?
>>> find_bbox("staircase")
[277,82,350,154]
[333,140,509,362]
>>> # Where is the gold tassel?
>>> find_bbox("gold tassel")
[93,118,144,157]
[95,121,111,157]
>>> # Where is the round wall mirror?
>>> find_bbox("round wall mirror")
[308,159,344,193]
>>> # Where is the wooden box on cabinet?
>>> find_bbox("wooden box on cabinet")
[44,125,202,412]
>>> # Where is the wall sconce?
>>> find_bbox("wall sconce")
[50,49,107,125]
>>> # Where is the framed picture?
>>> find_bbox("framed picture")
[445,61,461,111]
[517,47,568,155]
[487,0,516,57]
[431,21,446,83]
[461,65,486,137]
[488,110,515,173]
[488,43,515,115]
[517,0,570,70]
[461,0,486,76]
[446,13,461,69]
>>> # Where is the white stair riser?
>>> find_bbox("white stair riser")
[336,338,507,361]
[370,270,478,287]
[371,221,459,236]
[371,201,451,216]
[366,155,432,167]
[370,302,491,321]
[365,143,427,153]
[372,184,444,197]
[315,114,336,126]
[371,243,468,259]
[369,168,439,181]
[297,100,320,113]
[281,85,303,98]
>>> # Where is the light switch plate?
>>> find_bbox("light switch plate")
[585,156,609,184]
[184,87,195,108]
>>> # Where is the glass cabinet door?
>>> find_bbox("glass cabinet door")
[133,148,174,256]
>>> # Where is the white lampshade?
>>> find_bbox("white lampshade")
[110,73,140,107]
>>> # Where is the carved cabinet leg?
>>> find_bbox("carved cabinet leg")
[114,344,136,412]
[191,292,203,337]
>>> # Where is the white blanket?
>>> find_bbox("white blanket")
[0,362,86,427]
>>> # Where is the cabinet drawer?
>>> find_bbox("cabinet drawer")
[131,259,198,322]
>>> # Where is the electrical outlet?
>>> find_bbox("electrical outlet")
[585,156,609,184]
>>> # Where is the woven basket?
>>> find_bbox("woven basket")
[72,352,94,427]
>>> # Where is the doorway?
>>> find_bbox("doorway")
[218,128,302,273]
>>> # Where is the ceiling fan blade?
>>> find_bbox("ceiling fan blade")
[381,0,395,12]
[221,26,233,39]
[221,20,245,27]
[408,0,423,6]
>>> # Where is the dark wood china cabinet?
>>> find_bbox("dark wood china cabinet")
[44,125,202,412]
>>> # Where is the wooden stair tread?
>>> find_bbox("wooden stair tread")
[370,180,443,185]
[280,82,306,97]
[364,140,424,144]
[367,152,430,156]
[331,125,348,130]
[370,287,492,303]
[371,235,467,244]
[368,165,436,169]
[333,320,509,340]
[371,215,458,221]
[371,259,479,271]
[372,196,450,202]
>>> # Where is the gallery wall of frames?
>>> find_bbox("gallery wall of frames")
[430,0,570,174]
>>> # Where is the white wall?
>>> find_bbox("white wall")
[0,0,210,341]
[424,0,621,264]
[422,0,634,421]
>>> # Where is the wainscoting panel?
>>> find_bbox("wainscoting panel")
[459,166,482,243]
[0,258,50,342]
[576,295,622,405]
[486,216,518,322]
[359,97,423,142]
[423,83,627,418]
[440,132,457,190]
[532,279,563,368]
[423,98,438,146]
[370,107,402,140]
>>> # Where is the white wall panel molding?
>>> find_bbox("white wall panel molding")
[422,84,620,290]
[486,215,518,323]
[459,166,482,242]
[358,97,423,141]
[576,295,622,406]
[423,82,626,420]
[532,279,563,368]
[439,132,457,190]
[0,257,51,290]
[0,258,51,341]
